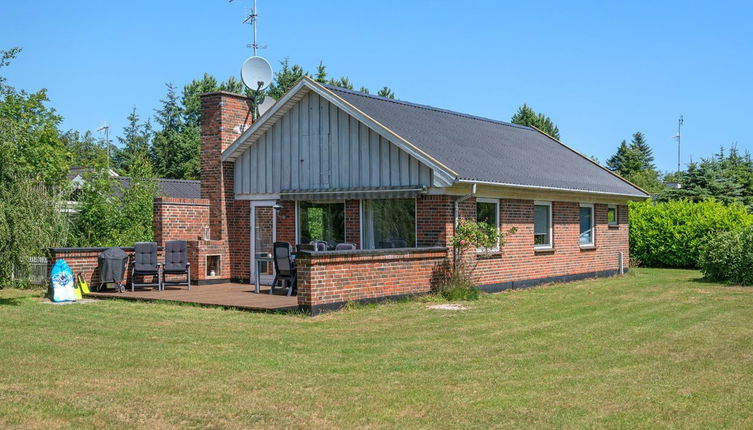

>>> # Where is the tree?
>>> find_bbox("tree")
[0,47,70,185]
[630,131,654,170]
[151,83,199,179]
[606,132,661,193]
[266,59,306,100]
[115,108,152,174]
[327,76,353,90]
[607,140,643,175]
[61,130,109,168]
[377,86,396,99]
[510,104,560,140]
[0,47,72,283]
[73,154,158,247]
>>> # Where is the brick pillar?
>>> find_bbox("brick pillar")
[200,91,253,242]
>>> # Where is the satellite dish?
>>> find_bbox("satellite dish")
[241,56,273,91]
[257,96,276,116]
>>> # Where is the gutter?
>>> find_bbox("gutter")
[454,182,477,228]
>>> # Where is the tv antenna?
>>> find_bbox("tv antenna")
[229,0,267,56]
[230,0,274,120]
[671,115,683,173]
[97,122,111,170]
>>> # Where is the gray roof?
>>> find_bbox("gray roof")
[115,177,200,199]
[324,84,647,197]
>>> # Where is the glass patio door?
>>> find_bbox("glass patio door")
[250,201,276,278]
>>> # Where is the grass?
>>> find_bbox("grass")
[2,268,753,429]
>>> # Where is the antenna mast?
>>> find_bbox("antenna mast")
[97,123,111,171]
[676,115,683,173]
[230,0,267,55]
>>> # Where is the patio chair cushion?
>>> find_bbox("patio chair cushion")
[163,240,188,273]
[273,242,293,277]
[134,242,159,273]
[335,243,356,250]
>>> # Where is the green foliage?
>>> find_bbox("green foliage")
[61,130,109,168]
[0,47,70,185]
[659,146,753,206]
[377,86,396,99]
[266,59,307,100]
[510,104,560,140]
[73,155,158,247]
[606,132,661,194]
[0,175,72,285]
[629,199,753,268]
[115,108,152,174]
[435,273,480,301]
[451,220,500,251]
[698,227,753,285]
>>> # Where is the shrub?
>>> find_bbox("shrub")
[699,226,753,285]
[435,273,480,301]
[629,199,753,268]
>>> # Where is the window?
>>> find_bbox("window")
[476,198,500,251]
[534,201,552,248]
[362,199,416,249]
[297,201,344,249]
[607,205,618,226]
[580,203,595,246]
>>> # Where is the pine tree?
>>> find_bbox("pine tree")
[377,86,396,99]
[152,83,198,179]
[115,108,152,173]
[314,61,327,83]
[328,77,353,90]
[630,132,654,170]
[510,104,560,140]
[607,140,643,175]
[266,59,306,100]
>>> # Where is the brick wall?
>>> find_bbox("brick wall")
[295,247,449,313]
[153,197,210,245]
[48,247,160,288]
[276,200,296,245]
[457,198,629,288]
[344,200,361,248]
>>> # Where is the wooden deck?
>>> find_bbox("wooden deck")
[87,282,299,312]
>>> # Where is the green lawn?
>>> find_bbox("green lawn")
[2,268,753,429]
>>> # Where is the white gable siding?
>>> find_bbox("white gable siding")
[233,92,433,196]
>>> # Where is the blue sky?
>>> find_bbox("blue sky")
[2,0,751,173]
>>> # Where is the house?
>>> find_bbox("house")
[149,76,648,314]
[67,167,200,208]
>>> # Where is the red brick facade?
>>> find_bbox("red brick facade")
[153,197,210,245]
[295,247,448,313]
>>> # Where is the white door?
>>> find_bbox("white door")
[249,200,277,280]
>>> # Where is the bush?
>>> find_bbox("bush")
[699,226,753,285]
[629,199,753,268]
[435,273,480,301]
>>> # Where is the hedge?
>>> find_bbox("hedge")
[629,199,753,268]
[699,226,753,285]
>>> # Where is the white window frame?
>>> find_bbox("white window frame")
[533,200,553,250]
[476,198,500,252]
[607,204,619,226]
[579,203,595,247]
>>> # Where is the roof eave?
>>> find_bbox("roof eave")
[456,178,650,199]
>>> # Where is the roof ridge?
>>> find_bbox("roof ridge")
[323,84,532,131]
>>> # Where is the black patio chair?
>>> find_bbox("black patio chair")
[271,242,296,296]
[335,243,356,250]
[161,240,191,291]
[130,242,161,292]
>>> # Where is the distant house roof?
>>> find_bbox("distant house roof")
[68,168,200,199]
[321,84,648,198]
[114,177,201,199]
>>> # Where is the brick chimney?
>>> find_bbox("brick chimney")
[199,92,253,241]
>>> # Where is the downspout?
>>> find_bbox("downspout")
[454,183,477,227]
[452,182,476,271]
